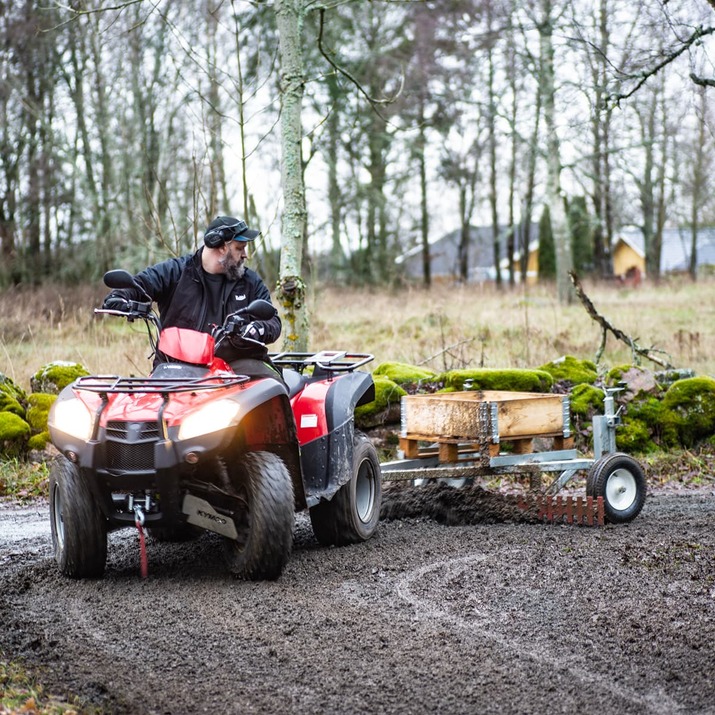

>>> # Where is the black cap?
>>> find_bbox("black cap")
[204,216,260,247]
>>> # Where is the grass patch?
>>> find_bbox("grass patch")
[0,654,92,714]
[643,445,715,490]
[308,279,715,377]
[0,460,49,502]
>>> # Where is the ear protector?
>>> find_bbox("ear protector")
[203,220,248,248]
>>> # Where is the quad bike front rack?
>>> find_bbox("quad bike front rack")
[72,373,249,395]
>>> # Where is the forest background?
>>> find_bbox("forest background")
[2,0,715,335]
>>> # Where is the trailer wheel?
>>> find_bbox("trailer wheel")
[310,431,382,546]
[586,453,646,524]
[223,451,294,581]
[49,456,107,578]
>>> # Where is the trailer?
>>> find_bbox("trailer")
[379,386,646,525]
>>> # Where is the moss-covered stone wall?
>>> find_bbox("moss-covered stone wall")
[356,355,715,456]
[0,363,88,459]
[2,354,714,461]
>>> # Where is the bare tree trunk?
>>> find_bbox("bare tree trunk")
[208,7,225,218]
[367,111,389,283]
[229,0,250,224]
[458,188,469,282]
[590,0,614,278]
[88,14,115,272]
[635,84,667,281]
[0,9,20,279]
[418,118,431,288]
[642,105,656,279]
[486,4,502,289]
[447,147,478,284]
[521,67,542,282]
[506,43,518,288]
[654,88,668,279]
[688,86,708,280]
[325,70,345,278]
[539,0,573,304]
[275,0,309,351]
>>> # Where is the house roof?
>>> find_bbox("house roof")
[396,224,536,281]
[613,233,645,258]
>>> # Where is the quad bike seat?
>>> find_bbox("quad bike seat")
[229,358,288,389]
[282,368,308,398]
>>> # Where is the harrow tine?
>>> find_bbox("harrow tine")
[512,494,604,527]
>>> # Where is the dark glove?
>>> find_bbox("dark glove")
[102,295,130,312]
[241,322,266,342]
[223,314,245,336]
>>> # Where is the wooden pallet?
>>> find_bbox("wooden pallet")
[399,434,575,462]
[400,390,571,463]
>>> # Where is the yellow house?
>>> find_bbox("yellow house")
[612,235,646,278]
[500,240,539,284]
[504,236,643,284]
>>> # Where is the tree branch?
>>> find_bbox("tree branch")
[569,271,673,369]
[316,7,404,124]
[690,72,715,88]
[607,25,715,106]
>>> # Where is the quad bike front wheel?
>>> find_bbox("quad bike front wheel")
[586,452,646,524]
[223,451,294,580]
[49,455,107,578]
[310,431,382,546]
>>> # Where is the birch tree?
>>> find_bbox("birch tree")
[275,0,309,351]
[684,86,714,279]
[536,0,573,303]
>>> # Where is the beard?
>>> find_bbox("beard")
[221,254,247,280]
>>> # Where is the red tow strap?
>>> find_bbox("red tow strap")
[135,510,149,578]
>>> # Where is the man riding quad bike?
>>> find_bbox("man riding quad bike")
[47,269,382,580]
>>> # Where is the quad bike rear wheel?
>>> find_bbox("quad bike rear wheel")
[223,451,294,580]
[586,452,646,524]
[310,431,382,546]
[49,455,107,578]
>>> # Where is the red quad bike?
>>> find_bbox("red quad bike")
[47,270,382,580]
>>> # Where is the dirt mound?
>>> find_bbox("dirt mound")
[381,481,540,525]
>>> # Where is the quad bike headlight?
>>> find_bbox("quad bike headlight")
[48,397,95,441]
[178,399,241,441]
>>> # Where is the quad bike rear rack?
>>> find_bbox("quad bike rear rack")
[271,351,374,374]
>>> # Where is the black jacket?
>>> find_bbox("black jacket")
[106,249,282,349]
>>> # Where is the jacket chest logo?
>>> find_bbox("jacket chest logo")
[235,294,246,301]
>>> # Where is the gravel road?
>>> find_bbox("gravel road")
[1,485,715,715]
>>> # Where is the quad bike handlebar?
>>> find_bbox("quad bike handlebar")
[96,300,156,321]
[98,268,278,355]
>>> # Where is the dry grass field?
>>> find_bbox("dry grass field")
[311,277,715,378]
[0,277,713,391]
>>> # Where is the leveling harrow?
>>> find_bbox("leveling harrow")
[380,386,646,527]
